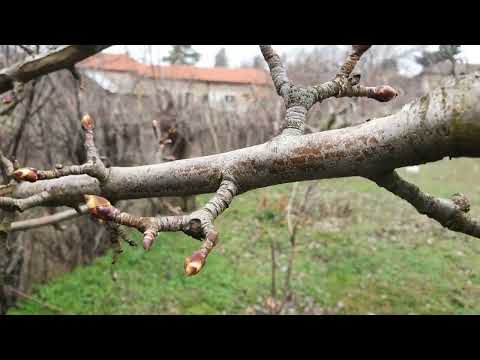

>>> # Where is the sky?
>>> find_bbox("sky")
[105,45,480,76]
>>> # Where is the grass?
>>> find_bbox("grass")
[8,157,480,315]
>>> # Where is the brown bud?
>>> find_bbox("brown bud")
[13,168,38,182]
[84,195,114,220]
[96,205,118,221]
[352,45,371,56]
[81,114,95,132]
[372,85,398,102]
[184,251,205,276]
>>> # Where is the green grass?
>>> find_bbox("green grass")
[8,157,480,315]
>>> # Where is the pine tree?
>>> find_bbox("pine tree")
[163,45,201,65]
[252,55,265,69]
[214,48,228,67]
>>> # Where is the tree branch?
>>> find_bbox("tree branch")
[11,114,108,185]
[10,72,480,206]
[260,45,397,136]
[84,179,238,275]
[8,205,87,232]
[3,46,480,277]
[370,171,480,237]
[0,45,110,95]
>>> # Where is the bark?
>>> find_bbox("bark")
[10,73,480,207]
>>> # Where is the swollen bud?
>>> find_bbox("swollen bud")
[372,85,398,102]
[13,168,38,182]
[84,195,115,220]
[81,114,95,132]
[184,251,205,276]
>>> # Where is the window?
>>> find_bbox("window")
[202,94,209,104]
[225,95,236,103]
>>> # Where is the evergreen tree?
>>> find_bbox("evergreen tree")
[214,48,229,67]
[252,55,265,69]
[163,45,201,65]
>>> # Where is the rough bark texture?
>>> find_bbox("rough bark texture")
[10,72,480,205]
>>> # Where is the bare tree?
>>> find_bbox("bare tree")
[1,45,480,314]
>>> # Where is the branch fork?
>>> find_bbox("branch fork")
[11,114,108,185]
[261,45,398,136]
[84,179,238,276]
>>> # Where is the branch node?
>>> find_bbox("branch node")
[450,193,471,213]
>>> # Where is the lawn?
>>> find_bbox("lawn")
[8,157,480,315]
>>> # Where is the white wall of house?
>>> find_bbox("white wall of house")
[83,70,273,112]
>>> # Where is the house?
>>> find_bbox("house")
[78,53,274,112]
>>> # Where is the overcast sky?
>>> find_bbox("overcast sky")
[105,45,480,75]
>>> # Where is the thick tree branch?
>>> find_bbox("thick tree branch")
[0,45,110,95]
[10,72,480,206]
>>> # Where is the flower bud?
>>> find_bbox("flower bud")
[184,251,205,276]
[13,168,38,182]
[84,195,114,220]
[372,85,398,102]
[81,114,95,132]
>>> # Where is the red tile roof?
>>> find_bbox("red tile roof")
[79,53,272,86]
